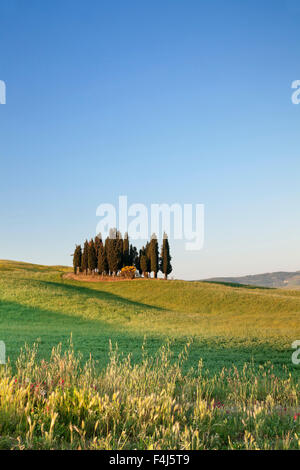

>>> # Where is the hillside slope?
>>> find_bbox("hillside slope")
[0,260,299,374]
[205,270,300,289]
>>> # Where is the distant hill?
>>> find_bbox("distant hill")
[204,271,300,289]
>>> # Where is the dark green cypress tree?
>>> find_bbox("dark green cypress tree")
[150,234,159,278]
[105,237,112,275]
[135,253,141,275]
[97,241,106,275]
[109,241,119,275]
[94,235,102,269]
[81,240,89,274]
[88,239,97,274]
[145,242,151,277]
[73,246,78,274]
[73,245,82,274]
[123,233,130,267]
[140,246,148,278]
[103,246,109,275]
[76,229,168,279]
[107,228,120,276]
[129,244,133,265]
[159,233,172,280]
[130,245,138,268]
[116,231,123,272]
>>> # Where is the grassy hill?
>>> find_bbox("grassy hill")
[205,270,300,289]
[0,260,299,377]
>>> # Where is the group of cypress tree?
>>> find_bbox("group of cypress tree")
[73,229,172,279]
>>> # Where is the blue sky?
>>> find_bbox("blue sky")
[0,0,300,279]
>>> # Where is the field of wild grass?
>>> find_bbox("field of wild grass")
[0,260,299,449]
[0,341,299,450]
[0,260,300,375]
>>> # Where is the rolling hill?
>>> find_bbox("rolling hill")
[0,260,299,376]
[205,270,300,289]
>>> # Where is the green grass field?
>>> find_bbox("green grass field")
[0,260,300,449]
[0,259,299,377]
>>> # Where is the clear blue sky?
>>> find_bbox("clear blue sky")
[1,0,300,280]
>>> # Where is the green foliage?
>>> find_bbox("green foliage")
[145,242,151,275]
[123,233,130,267]
[0,341,299,450]
[139,247,148,277]
[72,245,82,274]
[130,244,139,272]
[94,235,102,266]
[116,232,123,272]
[1,259,300,380]
[88,239,97,274]
[149,234,159,278]
[97,241,107,275]
[105,229,123,275]
[81,240,89,274]
[74,229,170,278]
[160,233,172,279]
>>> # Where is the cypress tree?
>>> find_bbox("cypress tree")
[97,241,106,275]
[145,242,151,277]
[123,233,130,267]
[106,228,120,275]
[116,231,123,272]
[94,235,102,269]
[103,246,109,275]
[129,244,133,265]
[88,239,97,274]
[136,253,141,275]
[160,233,172,280]
[81,240,89,275]
[105,237,112,275]
[130,244,138,268]
[73,245,82,274]
[150,234,159,278]
[140,247,148,277]
[109,240,119,275]
[73,246,78,274]
[73,229,173,280]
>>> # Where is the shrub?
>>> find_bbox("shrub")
[120,266,136,279]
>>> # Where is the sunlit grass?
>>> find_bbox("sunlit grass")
[0,260,299,375]
[0,341,299,450]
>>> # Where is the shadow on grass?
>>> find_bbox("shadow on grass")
[202,281,273,290]
[0,299,299,377]
[19,278,165,313]
[0,298,162,365]
[0,298,119,331]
